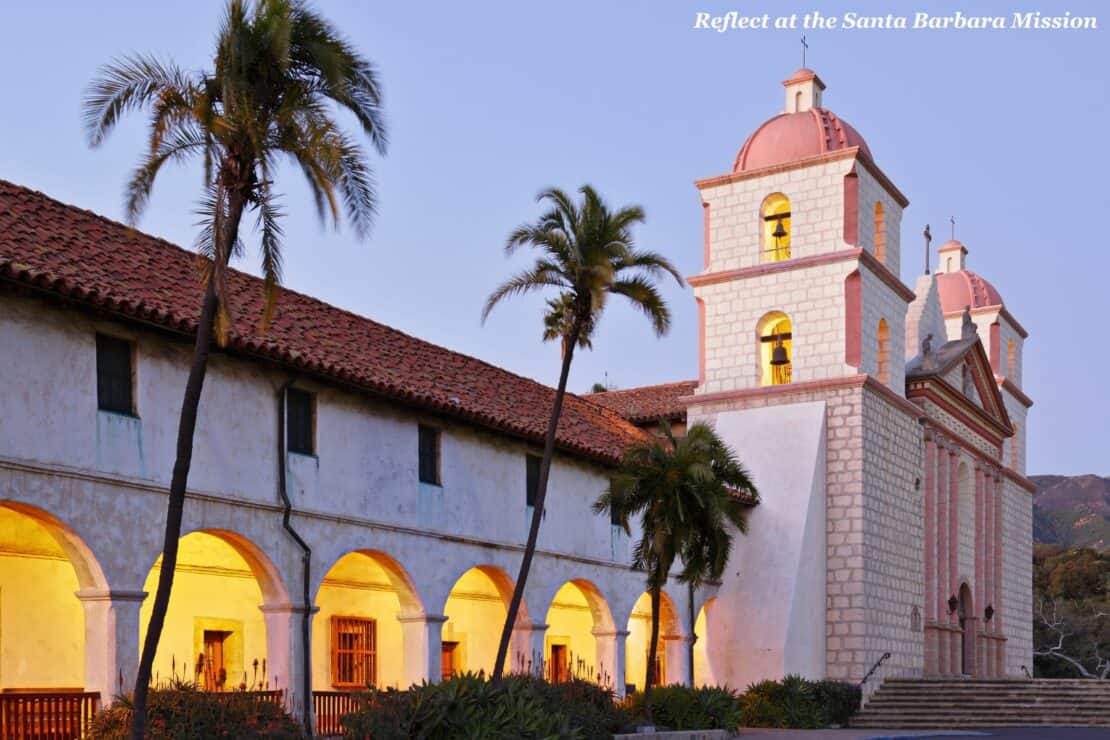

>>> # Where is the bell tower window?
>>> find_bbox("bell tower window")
[760,193,791,263]
[874,201,886,264]
[758,312,793,386]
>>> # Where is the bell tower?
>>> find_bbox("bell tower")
[686,69,925,690]
[690,68,913,397]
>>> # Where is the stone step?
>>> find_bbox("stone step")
[849,678,1110,729]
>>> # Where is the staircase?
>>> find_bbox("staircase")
[851,678,1110,728]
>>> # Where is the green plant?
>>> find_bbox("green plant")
[594,421,758,702]
[740,675,859,729]
[809,679,862,726]
[88,681,304,739]
[625,685,742,730]
[339,673,586,739]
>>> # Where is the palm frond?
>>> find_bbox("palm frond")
[83,54,193,147]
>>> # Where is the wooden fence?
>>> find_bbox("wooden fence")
[0,691,100,740]
[313,691,360,737]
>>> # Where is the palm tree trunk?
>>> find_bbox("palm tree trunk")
[491,321,582,680]
[130,191,245,740]
[644,584,662,720]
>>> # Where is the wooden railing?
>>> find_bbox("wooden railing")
[0,691,100,739]
[313,691,360,737]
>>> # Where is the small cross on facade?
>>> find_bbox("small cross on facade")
[801,35,809,67]
[923,224,932,274]
[950,216,956,241]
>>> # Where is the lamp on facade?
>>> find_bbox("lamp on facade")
[947,594,959,615]
[770,335,790,366]
[984,604,995,623]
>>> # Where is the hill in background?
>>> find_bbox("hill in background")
[1032,474,1110,552]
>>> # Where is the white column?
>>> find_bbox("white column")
[511,622,548,677]
[664,635,694,687]
[592,629,628,698]
[76,589,146,707]
[259,603,315,717]
[398,613,448,686]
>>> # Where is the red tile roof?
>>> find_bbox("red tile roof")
[586,380,697,424]
[0,180,648,464]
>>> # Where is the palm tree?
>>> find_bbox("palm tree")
[482,185,682,679]
[593,422,758,703]
[83,1,385,735]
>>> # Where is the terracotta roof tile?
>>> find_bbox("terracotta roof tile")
[0,180,648,464]
[586,380,697,424]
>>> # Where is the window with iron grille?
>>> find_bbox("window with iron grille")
[331,616,376,688]
[96,333,134,415]
[526,454,541,508]
[287,388,314,455]
[418,425,440,485]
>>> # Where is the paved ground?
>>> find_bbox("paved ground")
[737,729,1110,739]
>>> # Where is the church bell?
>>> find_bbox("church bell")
[770,336,790,366]
[771,217,787,241]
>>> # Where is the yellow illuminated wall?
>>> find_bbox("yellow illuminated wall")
[442,568,507,676]
[692,602,717,687]
[0,507,84,688]
[140,533,268,689]
[313,552,405,689]
[544,582,598,682]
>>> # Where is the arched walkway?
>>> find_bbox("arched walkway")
[313,549,424,690]
[441,565,529,678]
[625,589,683,691]
[139,529,290,691]
[0,502,108,690]
[543,579,615,684]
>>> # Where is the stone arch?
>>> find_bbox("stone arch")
[0,501,111,692]
[756,310,793,387]
[624,589,685,691]
[692,596,719,687]
[139,528,291,690]
[542,578,616,683]
[0,500,109,592]
[313,548,425,690]
[759,192,792,262]
[441,565,530,677]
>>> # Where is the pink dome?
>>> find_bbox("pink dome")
[733,108,872,173]
[936,270,1004,312]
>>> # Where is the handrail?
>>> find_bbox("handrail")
[859,651,892,688]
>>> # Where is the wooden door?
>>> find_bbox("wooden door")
[550,644,568,683]
[440,642,458,682]
[203,630,229,691]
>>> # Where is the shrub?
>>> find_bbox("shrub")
[339,673,590,739]
[809,679,861,726]
[740,675,860,729]
[624,685,742,731]
[88,681,304,739]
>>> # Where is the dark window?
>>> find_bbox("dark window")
[96,334,134,414]
[526,454,542,508]
[418,425,440,485]
[287,388,315,455]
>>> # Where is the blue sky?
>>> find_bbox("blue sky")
[1,1,1105,475]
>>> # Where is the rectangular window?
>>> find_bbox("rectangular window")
[526,454,541,508]
[332,616,376,688]
[418,425,440,485]
[287,388,315,455]
[96,333,134,415]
